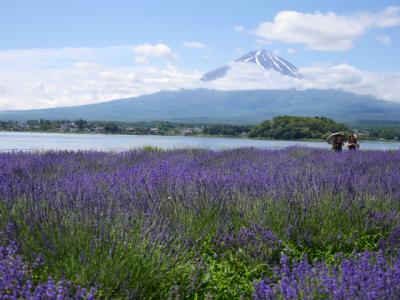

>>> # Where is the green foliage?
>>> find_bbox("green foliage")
[282,232,383,264]
[258,194,393,264]
[199,239,260,299]
[203,124,252,136]
[364,127,400,140]
[249,116,350,140]
[142,145,164,152]
[75,119,87,130]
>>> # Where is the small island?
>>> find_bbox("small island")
[248,116,350,140]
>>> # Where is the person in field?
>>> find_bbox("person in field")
[347,134,359,150]
[332,134,344,152]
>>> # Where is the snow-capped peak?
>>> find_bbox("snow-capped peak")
[236,50,301,78]
[201,49,302,81]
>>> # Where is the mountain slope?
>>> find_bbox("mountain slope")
[201,50,301,81]
[1,89,400,124]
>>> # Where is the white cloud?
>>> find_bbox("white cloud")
[133,56,149,64]
[287,48,296,55]
[202,61,400,103]
[363,6,400,27]
[299,64,400,102]
[234,25,245,32]
[203,62,301,91]
[0,64,200,110]
[182,41,206,49]
[254,6,400,51]
[0,45,197,110]
[132,43,178,61]
[375,35,392,45]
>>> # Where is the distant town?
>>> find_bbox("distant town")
[0,119,245,137]
[0,117,399,141]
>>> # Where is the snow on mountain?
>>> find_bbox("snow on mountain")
[201,50,302,81]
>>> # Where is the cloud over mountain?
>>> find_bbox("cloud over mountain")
[202,61,400,103]
[0,44,400,110]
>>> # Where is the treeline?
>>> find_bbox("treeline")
[248,116,350,140]
[367,128,400,140]
[0,119,203,135]
[203,124,253,136]
[0,120,252,137]
[1,116,399,140]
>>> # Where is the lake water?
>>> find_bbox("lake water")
[0,131,399,151]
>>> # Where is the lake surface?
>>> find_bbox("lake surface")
[0,131,399,151]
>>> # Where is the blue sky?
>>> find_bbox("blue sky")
[0,0,400,109]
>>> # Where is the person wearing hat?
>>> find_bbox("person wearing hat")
[332,134,344,152]
[347,134,359,150]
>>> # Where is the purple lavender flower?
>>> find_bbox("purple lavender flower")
[0,243,95,299]
[1,148,400,297]
[254,251,400,299]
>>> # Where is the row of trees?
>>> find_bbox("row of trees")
[202,124,253,136]
[363,127,400,140]
[2,116,399,140]
[0,119,202,135]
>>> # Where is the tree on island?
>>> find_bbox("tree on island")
[248,116,350,140]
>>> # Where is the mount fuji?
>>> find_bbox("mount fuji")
[2,51,400,125]
[2,89,400,124]
[201,50,302,81]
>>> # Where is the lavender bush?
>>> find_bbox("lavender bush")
[254,251,400,299]
[0,242,95,299]
[0,147,399,298]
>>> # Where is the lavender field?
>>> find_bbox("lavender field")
[1,147,400,299]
